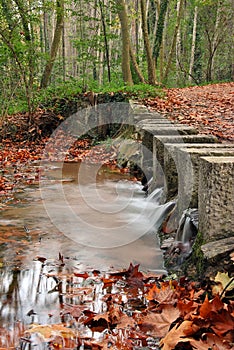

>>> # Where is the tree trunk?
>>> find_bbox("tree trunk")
[153,0,168,66]
[40,0,64,88]
[116,0,133,85]
[129,45,146,83]
[206,1,223,82]
[159,5,168,82]
[98,0,111,82]
[189,6,198,83]
[140,0,157,85]
[176,0,182,83]
[163,0,184,83]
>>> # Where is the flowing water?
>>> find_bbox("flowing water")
[0,162,174,346]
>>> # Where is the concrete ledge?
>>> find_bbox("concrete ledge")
[136,119,171,127]
[133,113,165,122]
[177,148,234,217]
[164,143,234,201]
[198,156,234,241]
[141,125,198,153]
[153,135,218,189]
[154,134,218,167]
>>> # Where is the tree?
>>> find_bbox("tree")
[163,0,184,83]
[140,0,157,85]
[98,0,111,82]
[189,5,198,83]
[0,0,39,115]
[202,0,226,82]
[116,0,133,85]
[153,0,169,67]
[40,0,65,88]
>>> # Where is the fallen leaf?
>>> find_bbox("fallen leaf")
[159,320,199,350]
[212,272,234,296]
[138,305,180,337]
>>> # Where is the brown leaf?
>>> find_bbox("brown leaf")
[138,305,180,338]
[189,333,232,350]
[210,309,234,336]
[146,283,177,304]
[61,303,88,319]
[199,295,224,318]
[159,320,199,350]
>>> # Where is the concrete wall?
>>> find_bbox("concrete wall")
[128,101,234,276]
[129,101,234,245]
[199,157,234,241]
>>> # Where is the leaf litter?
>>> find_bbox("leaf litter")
[144,82,234,142]
[1,258,233,349]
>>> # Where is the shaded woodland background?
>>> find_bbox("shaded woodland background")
[0,0,233,117]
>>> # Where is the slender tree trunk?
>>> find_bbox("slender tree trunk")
[40,0,64,88]
[140,0,157,85]
[43,2,50,53]
[62,22,66,81]
[163,0,184,82]
[135,0,139,60]
[153,0,168,66]
[206,1,223,82]
[189,5,198,83]
[159,5,168,82]
[176,1,182,83]
[98,0,111,82]
[116,0,133,85]
[129,45,146,83]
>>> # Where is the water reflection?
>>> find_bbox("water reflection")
[0,162,170,347]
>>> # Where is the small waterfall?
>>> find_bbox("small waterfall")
[175,208,198,252]
[147,187,163,202]
[146,187,176,230]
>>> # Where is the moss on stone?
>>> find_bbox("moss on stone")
[183,231,206,278]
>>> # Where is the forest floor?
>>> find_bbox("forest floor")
[0,83,234,349]
[144,82,234,142]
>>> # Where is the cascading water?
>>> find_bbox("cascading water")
[175,208,198,247]
[0,161,177,346]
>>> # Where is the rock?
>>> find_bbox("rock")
[201,237,234,260]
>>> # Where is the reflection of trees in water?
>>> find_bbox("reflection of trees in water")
[0,262,60,347]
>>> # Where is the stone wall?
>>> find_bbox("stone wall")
[129,100,234,276]
[199,157,234,241]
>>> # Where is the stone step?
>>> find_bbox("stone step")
[176,147,234,217]
[153,134,218,176]
[133,113,165,122]
[136,119,171,127]
[163,143,234,200]
[199,156,234,241]
[128,101,234,276]
[141,125,198,153]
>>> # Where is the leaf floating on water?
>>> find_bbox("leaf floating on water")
[26,309,37,316]
[34,256,47,264]
[24,323,78,348]
[61,303,88,319]
[74,271,90,279]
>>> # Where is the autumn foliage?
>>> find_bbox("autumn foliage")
[13,261,233,349]
[144,82,234,142]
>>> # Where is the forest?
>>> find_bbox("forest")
[0,0,233,117]
[0,1,234,349]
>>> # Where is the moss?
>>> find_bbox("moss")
[183,231,206,278]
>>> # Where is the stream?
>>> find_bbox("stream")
[0,161,174,347]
